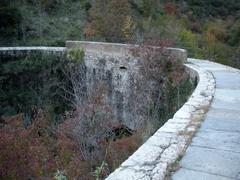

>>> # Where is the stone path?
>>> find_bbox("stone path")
[172,59,240,180]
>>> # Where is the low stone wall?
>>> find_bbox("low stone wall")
[66,41,131,56]
[0,47,65,58]
[106,60,216,180]
[66,41,187,63]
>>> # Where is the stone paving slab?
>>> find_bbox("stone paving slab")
[205,108,240,121]
[172,168,234,180]
[211,99,240,111]
[191,129,240,153]
[176,146,240,179]
[214,89,240,102]
[211,89,240,111]
[201,112,240,133]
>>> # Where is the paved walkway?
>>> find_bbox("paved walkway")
[172,59,240,180]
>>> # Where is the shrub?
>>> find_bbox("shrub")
[67,46,85,64]
[84,0,135,42]
[92,161,109,180]
[0,52,72,127]
[130,39,186,129]
[54,170,67,180]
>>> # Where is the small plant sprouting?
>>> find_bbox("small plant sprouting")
[92,161,109,180]
[54,170,67,180]
[67,46,85,64]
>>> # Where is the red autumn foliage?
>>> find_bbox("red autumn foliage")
[164,1,180,16]
[0,108,142,179]
[103,133,142,170]
[84,0,135,41]
[0,112,58,179]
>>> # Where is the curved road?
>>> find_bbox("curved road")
[173,58,240,180]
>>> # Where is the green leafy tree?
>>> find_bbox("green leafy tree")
[84,0,135,42]
[228,20,240,46]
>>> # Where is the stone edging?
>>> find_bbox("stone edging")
[66,41,187,64]
[106,59,216,180]
[0,47,66,57]
[0,47,65,51]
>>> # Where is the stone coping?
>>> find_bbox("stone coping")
[106,59,216,180]
[0,47,66,58]
[66,41,186,53]
[66,41,187,63]
[0,41,186,58]
[0,47,65,51]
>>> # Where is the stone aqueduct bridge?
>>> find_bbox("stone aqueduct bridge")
[1,41,240,179]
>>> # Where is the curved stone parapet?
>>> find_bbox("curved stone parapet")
[106,59,216,180]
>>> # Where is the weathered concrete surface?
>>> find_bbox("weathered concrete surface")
[84,50,140,129]
[66,41,143,129]
[106,59,216,180]
[172,59,240,180]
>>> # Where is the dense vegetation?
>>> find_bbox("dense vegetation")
[1,0,240,67]
[0,53,68,119]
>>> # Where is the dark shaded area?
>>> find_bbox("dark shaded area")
[106,124,136,142]
[158,76,196,126]
[0,52,70,124]
[0,4,22,45]
[115,91,124,123]
[182,0,240,19]
[120,66,127,70]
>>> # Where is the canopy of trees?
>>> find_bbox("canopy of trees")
[0,0,239,66]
